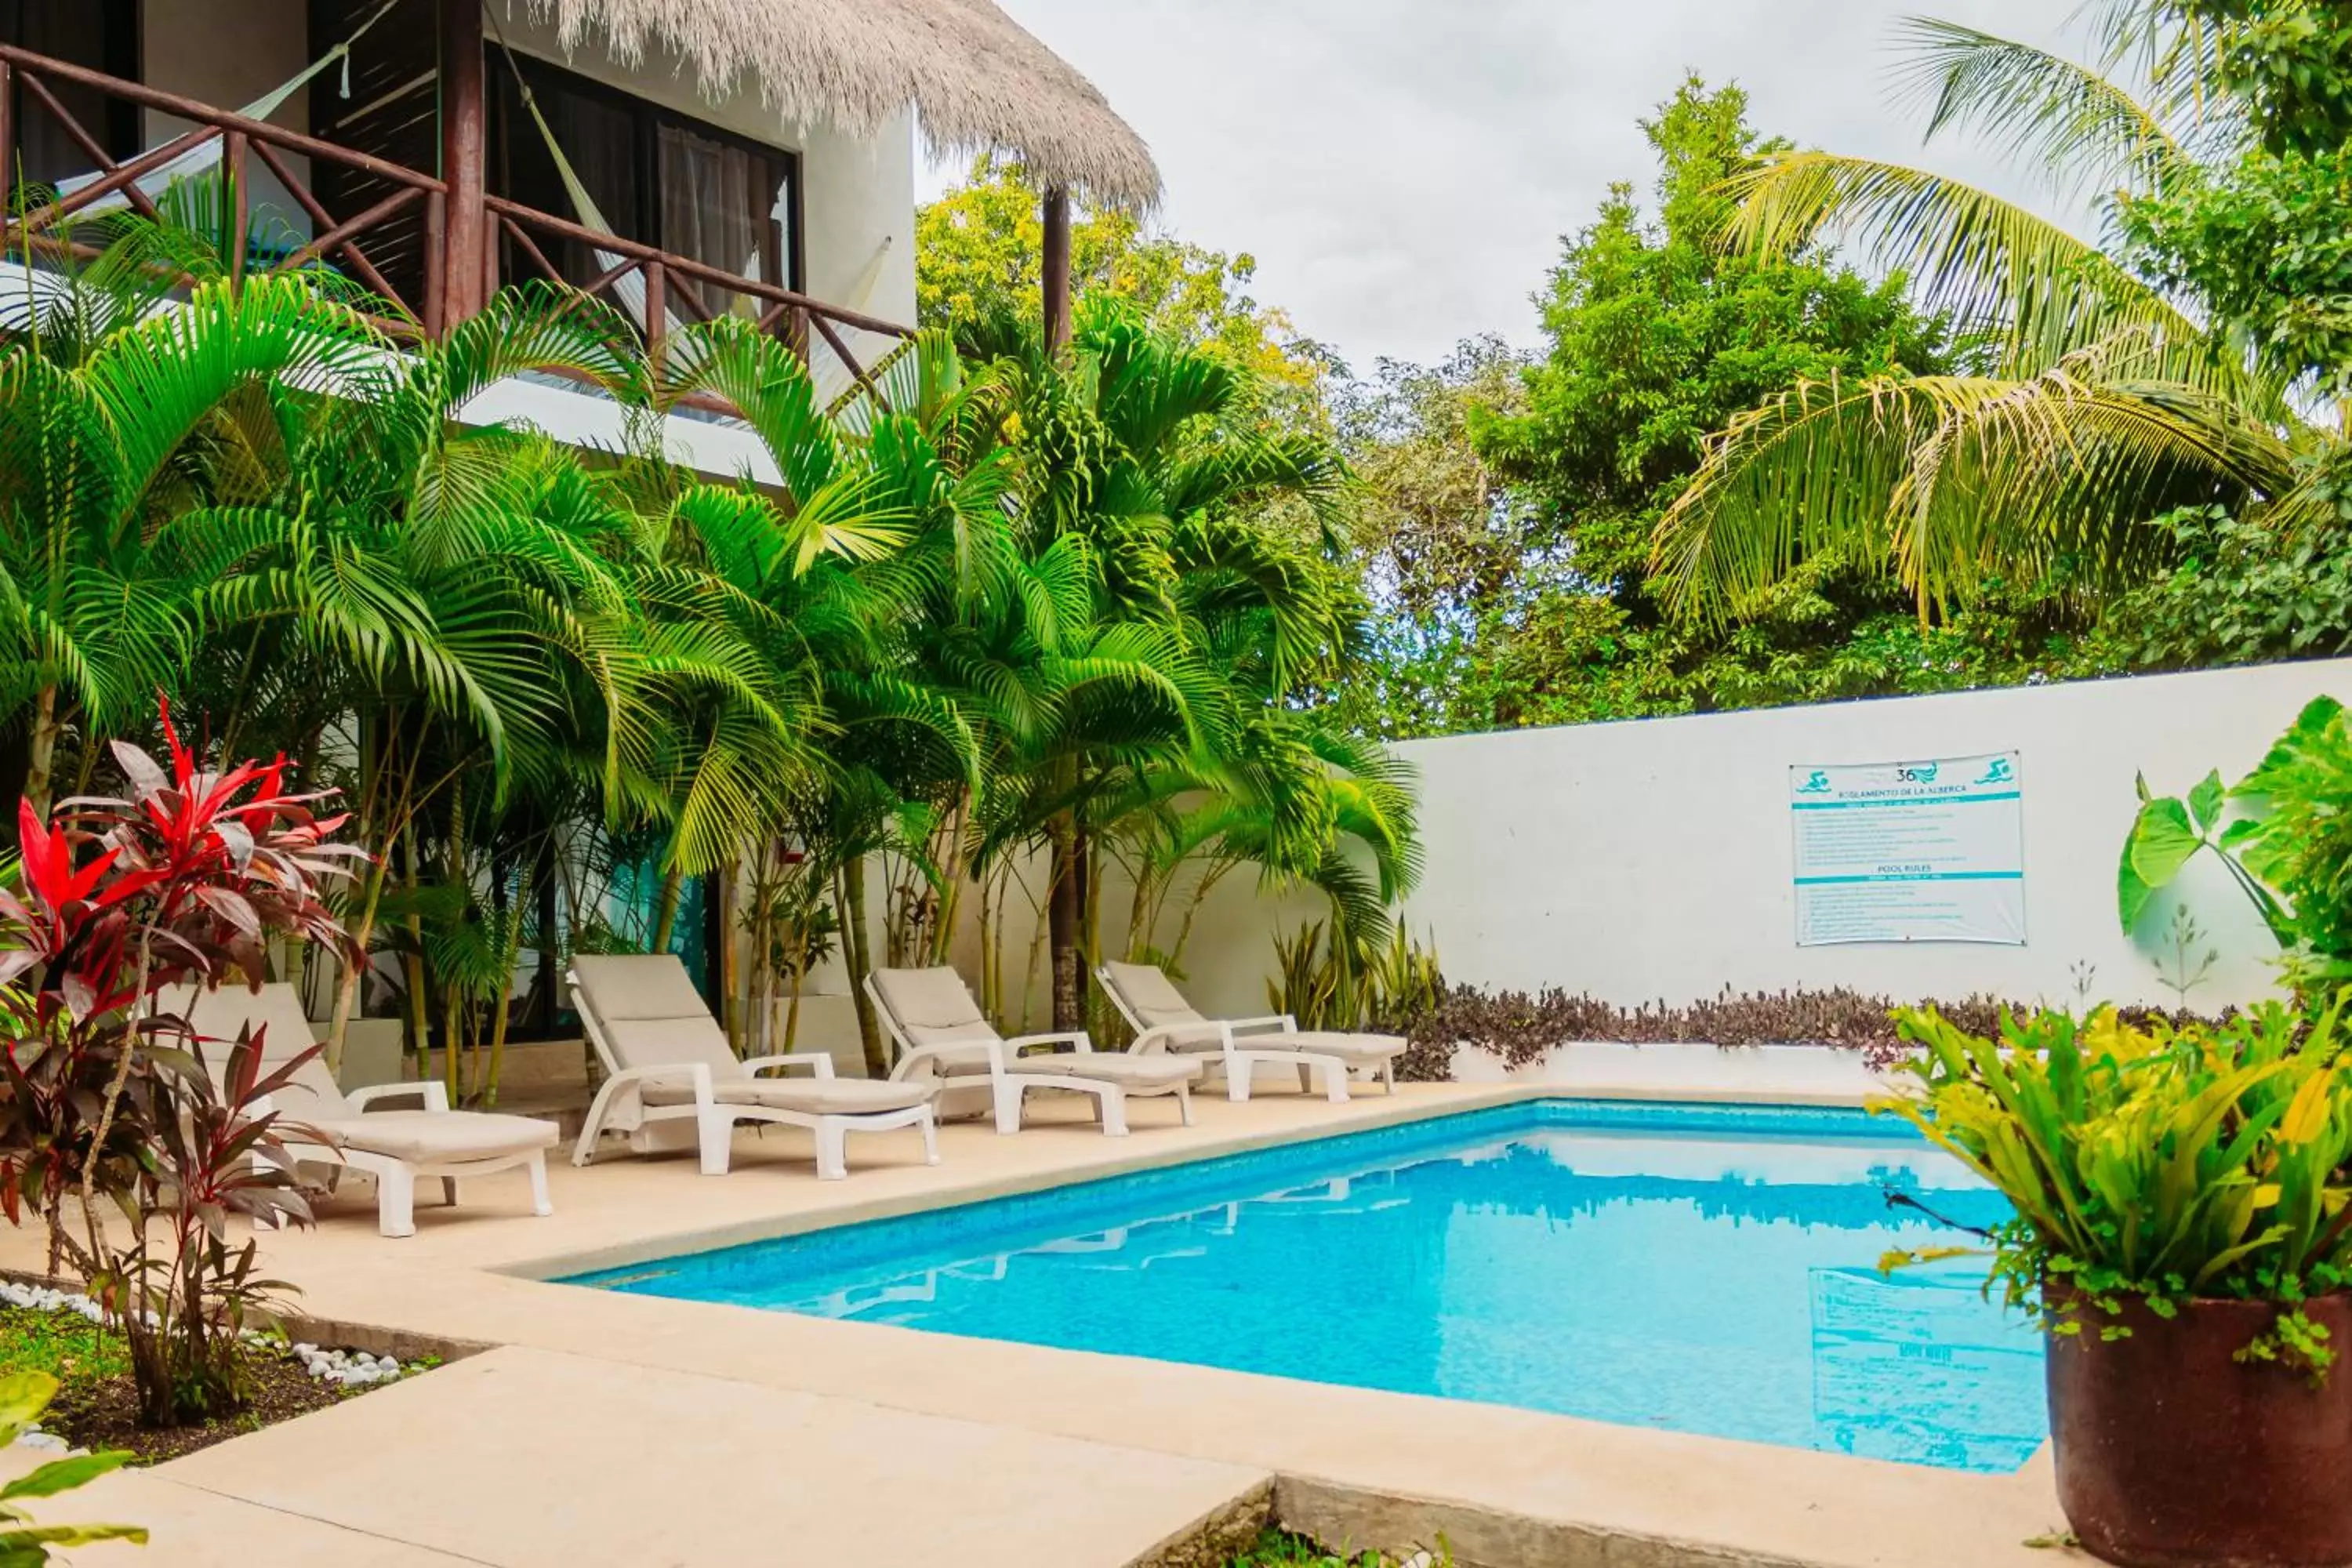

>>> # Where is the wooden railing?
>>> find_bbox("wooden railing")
[0,44,448,336]
[0,44,913,398]
[488,198,912,406]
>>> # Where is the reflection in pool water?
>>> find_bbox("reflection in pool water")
[569,1101,2047,1472]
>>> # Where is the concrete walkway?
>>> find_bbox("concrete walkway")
[2,1080,2084,1568]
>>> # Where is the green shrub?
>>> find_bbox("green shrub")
[1879,1000,2352,1372]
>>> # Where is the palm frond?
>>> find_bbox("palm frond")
[1887,19,2223,198]
[1653,360,2296,617]
[1719,151,2258,395]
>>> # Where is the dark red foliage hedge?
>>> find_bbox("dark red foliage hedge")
[1385,983,2223,1081]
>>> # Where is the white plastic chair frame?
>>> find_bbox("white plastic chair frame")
[1092,967,1356,1105]
[862,975,1195,1137]
[568,970,941,1181]
[252,1080,554,1240]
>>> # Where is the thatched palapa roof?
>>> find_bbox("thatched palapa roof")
[511,0,1162,210]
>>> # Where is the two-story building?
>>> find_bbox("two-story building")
[0,0,1156,448]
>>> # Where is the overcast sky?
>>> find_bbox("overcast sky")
[921,1,2096,372]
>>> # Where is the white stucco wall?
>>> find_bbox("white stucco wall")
[140,0,308,129]
[1152,659,2352,1022]
[138,0,313,241]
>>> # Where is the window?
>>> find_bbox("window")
[491,55,798,320]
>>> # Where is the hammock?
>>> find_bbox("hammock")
[487,5,680,337]
[485,3,894,390]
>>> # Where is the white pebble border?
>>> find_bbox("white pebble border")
[2,1279,425,1455]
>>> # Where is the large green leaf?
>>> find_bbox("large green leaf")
[0,1375,56,1438]
[0,1450,133,1503]
[2120,796,2203,928]
[2187,769,2227,833]
[0,1522,151,1558]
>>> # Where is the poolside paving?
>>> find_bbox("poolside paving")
[0,1074,2086,1568]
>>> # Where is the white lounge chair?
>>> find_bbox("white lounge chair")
[1094,960,1405,1102]
[569,954,940,1180]
[181,982,558,1239]
[865,966,1200,1136]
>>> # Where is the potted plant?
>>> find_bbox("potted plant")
[1883,1001,2352,1568]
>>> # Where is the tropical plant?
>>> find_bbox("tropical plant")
[2093,501,2352,670]
[1650,8,2320,623]
[0,1371,145,1562]
[1881,1000,2352,1371]
[2119,695,2352,996]
[2122,0,2352,390]
[0,705,358,1424]
[0,245,383,814]
[1447,78,1995,728]
[0,203,1425,1104]
[916,155,1328,409]
[954,296,1376,1031]
[1266,920,1442,1035]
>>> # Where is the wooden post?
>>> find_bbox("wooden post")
[437,0,488,329]
[643,259,665,372]
[422,190,446,339]
[0,61,14,249]
[1041,184,1072,354]
[223,132,248,291]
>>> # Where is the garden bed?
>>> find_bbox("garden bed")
[1392,984,2223,1080]
[0,1283,436,1465]
[1223,1530,1428,1567]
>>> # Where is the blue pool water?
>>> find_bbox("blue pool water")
[568,1101,2048,1471]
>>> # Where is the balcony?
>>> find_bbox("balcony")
[0,40,915,414]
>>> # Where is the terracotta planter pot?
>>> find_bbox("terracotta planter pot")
[2047,1292,2352,1567]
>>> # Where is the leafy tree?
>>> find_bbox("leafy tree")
[1334,78,2089,739]
[916,156,1327,402]
[961,297,1370,1031]
[2092,501,2352,670]
[2179,0,2352,151]
[0,196,1425,1109]
[1653,13,2314,619]
[2122,2,2352,390]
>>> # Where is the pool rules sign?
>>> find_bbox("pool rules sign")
[1788,753,2025,946]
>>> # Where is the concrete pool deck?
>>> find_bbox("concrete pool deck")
[0,1071,2083,1568]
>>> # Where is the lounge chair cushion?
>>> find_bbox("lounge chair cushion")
[596,1014,745,1078]
[1287,1032,1408,1065]
[639,1076,936,1114]
[304,1110,558,1163]
[1003,1050,1201,1089]
[177,981,356,1119]
[1100,961,1206,1029]
[1148,1022,1232,1053]
[568,954,713,1022]
[570,956,744,1078]
[870,967,1199,1089]
[869,966,998,1051]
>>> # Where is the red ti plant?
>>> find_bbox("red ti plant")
[0,703,365,1425]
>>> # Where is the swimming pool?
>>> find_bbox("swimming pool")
[568,1100,2048,1472]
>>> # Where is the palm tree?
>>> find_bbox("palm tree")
[1650,8,2323,621]
[0,245,384,811]
[644,322,1013,1069]
[960,298,1360,1031]
[0,205,1422,1085]
[202,286,669,1082]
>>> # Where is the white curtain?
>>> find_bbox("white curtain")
[657,124,776,318]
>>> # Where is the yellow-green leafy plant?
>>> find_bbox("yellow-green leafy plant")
[0,1371,147,1561]
[1879,999,2352,1373]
